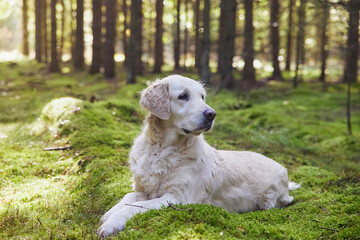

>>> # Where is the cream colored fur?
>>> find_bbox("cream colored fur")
[97,75,300,237]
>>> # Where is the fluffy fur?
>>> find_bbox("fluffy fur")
[97,75,300,237]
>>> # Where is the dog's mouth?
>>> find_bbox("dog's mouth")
[182,124,212,135]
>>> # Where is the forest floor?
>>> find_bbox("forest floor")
[0,61,359,239]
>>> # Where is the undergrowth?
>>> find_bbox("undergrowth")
[0,61,359,239]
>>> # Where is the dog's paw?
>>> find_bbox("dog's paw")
[97,215,127,238]
[99,210,113,224]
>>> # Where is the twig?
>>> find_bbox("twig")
[318,205,328,213]
[43,145,71,151]
[320,226,336,231]
[167,202,193,212]
[124,203,149,210]
[37,218,43,226]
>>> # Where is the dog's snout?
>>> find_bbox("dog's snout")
[203,109,216,121]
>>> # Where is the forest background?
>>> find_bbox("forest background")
[0,0,359,239]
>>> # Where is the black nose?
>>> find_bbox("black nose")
[203,109,216,121]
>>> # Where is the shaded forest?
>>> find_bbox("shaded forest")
[1,0,356,87]
[1,0,360,239]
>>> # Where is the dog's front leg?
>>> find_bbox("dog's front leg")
[97,194,178,237]
[100,192,147,224]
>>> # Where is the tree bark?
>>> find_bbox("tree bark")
[73,0,84,70]
[35,0,42,62]
[200,0,210,84]
[319,0,329,83]
[174,0,181,71]
[194,0,201,70]
[344,0,359,83]
[269,0,282,80]
[89,0,102,74]
[41,0,48,62]
[22,0,29,56]
[218,0,237,89]
[123,0,128,67]
[59,0,65,62]
[285,0,294,71]
[293,0,306,88]
[126,0,143,84]
[242,0,256,87]
[153,0,164,73]
[49,0,60,72]
[183,0,189,70]
[103,0,116,79]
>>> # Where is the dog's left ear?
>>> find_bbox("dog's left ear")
[140,81,170,120]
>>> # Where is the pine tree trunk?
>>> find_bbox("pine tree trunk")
[103,0,116,79]
[174,0,181,71]
[183,0,189,70]
[123,0,128,67]
[242,0,256,87]
[285,0,294,71]
[49,0,60,72]
[294,0,306,88]
[73,0,84,70]
[200,0,210,84]
[218,0,236,89]
[59,0,65,62]
[319,0,329,83]
[194,0,201,70]
[126,0,143,84]
[41,0,48,63]
[344,0,359,83]
[89,0,102,74]
[35,0,42,62]
[153,0,164,73]
[269,0,282,80]
[22,0,29,56]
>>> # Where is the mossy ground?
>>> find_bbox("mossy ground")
[0,61,359,239]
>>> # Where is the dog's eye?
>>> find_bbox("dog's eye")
[178,93,189,101]
[201,95,205,101]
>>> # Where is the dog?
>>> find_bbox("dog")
[97,75,300,237]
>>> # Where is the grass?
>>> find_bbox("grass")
[0,61,359,239]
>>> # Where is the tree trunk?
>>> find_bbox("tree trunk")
[126,0,143,84]
[59,0,65,62]
[73,0,84,70]
[269,0,282,80]
[123,0,128,67]
[293,0,306,88]
[35,0,42,62]
[344,0,359,83]
[319,0,329,83]
[103,0,116,79]
[285,0,294,71]
[49,0,60,72]
[41,0,48,63]
[22,0,29,56]
[153,0,164,73]
[174,0,181,71]
[183,0,189,70]
[89,0,102,74]
[242,0,256,87]
[218,0,236,89]
[200,0,210,84]
[194,0,201,70]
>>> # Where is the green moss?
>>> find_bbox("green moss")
[0,61,359,239]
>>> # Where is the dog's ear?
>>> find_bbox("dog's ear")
[140,81,170,120]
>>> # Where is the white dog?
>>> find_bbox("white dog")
[98,75,300,237]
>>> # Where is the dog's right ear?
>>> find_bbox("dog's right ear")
[140,81,170,120]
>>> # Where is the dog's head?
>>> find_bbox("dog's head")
[140,75,216,136]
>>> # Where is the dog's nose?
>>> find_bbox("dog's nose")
[203,109,216,121]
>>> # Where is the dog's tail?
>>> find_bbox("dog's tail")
[288,181,301,191]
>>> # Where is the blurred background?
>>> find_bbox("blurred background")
[0,0,358,86]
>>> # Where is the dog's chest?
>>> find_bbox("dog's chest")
[130,147,196,198]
